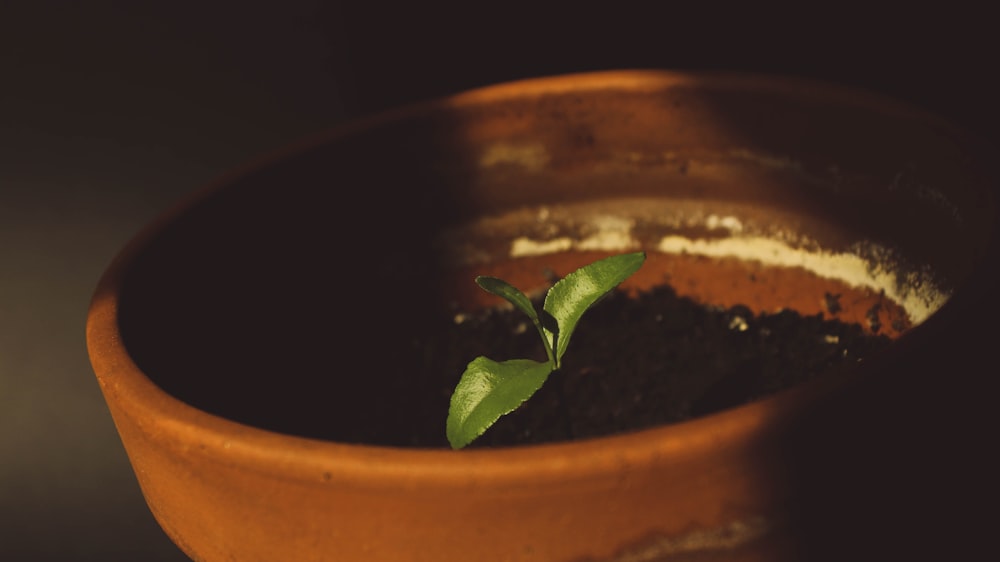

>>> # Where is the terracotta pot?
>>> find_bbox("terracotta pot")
[87,71,998,561]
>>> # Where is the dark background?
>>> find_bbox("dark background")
[2,2,996,560]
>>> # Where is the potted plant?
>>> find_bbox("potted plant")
[86,70,998,561]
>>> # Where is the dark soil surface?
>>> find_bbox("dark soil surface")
[412,283,895,449]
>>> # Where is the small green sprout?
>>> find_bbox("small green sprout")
[446,252,647,449]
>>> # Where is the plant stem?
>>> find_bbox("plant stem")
[530,315,557,367]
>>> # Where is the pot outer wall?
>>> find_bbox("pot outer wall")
[87,71,1000,561]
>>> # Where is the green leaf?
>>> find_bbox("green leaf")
[475,276,554,363]
[475,276,540,322]
[543,252,646,363]
[446,357,554,449]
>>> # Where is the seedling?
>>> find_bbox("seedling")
[446,252,646,449]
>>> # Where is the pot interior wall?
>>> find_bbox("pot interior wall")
[115,74,996,444]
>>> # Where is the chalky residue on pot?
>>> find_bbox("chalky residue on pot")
[478,142,550,171]
[655,234,946,325]
[506,210,949,326]
[602,517,775,562]
[510,215,636,256]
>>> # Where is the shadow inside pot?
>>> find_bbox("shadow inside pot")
[116,111,486,446]
[771,264,1000,561]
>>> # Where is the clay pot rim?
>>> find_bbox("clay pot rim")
[85,69,971,486]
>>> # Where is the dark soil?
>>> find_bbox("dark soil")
[412,283,895,449]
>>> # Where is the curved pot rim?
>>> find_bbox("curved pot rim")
[85,69,992,486]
